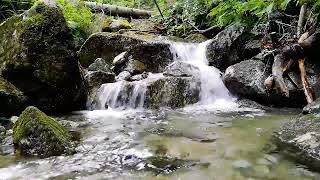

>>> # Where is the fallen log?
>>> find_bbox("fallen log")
[84,2,152,19]
[298,58,315,103]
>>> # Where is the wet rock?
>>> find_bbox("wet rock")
[303,98,320,114]
[116,71,132,81]
[273,115,320,170]
[0,126,5,142]
[79,32,143,67]
[185,33,208,43]
[95,76,200,109]
[130,72,149,81]
[13,106,75,157]
[145,77,200,109]
[144,156,196,175]
[164,61,200,77]
[85,70,115,109]
[113,52,128,65]
[125,60,146,75]
[79,32,173,70]
[232,160,252,176]
[88,58,112,73]
[126,41,173,73]
[0,3,87,114]
[223,60,307,107]
[0,78,27,117]
[206,23,257,70]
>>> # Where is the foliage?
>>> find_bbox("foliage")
[0,0,35,21]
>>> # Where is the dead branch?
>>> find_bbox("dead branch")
[298,58,315,103]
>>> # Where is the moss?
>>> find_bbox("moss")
[102,18,132,32]
[13,106,74,157]
[0,2,86,113]
[0,77,27,117]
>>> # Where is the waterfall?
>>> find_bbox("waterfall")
[94,40,235,110]
[169,41,234,105]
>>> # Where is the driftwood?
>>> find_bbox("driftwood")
[265,31,320,102]
[84,2,152,19]
[298,58,315,103]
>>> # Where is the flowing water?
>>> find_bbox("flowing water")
[0,42,318,179]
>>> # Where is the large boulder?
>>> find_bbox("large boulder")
[0,3,86,113]
[223,60,307,107]
[94,76,200,109]
[206,24,260,70]
[13,106,75,157]
[0,77,27,117]
[79,32,173,72]
[273,115,320,170]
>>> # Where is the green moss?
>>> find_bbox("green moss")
[13,106,74,157]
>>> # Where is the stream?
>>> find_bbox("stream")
[1,40,319,179]
[0,108,319,179]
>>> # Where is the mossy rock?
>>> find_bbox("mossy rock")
[185,33,208,43]
[0,77,27,117]
[0,3,86,113]
[102,18,132,32]
[13,106,75,157]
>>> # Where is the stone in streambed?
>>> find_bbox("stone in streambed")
[273,115,320,170]
[13,106,75,157]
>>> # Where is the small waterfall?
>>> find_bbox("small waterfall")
[169,41,234,105]
[94,40,235,110]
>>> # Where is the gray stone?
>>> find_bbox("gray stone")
[206,24,252,70]
[116,71,132,81]
[88,58,112,73]
[130,72,149,81]
[303,98,320,114]
[223,59,308,107]
[113,52,128,65]
[164,61,200,77]
[125,60,146,75]
[273,115,320,170]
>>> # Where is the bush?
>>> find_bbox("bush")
[0,0,35,22]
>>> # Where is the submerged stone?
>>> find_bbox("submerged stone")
[0,77,27,117]
[0,3,86,114]
[13,106,74,157]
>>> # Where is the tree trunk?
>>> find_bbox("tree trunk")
[84,1,152,19]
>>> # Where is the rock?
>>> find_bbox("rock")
[144,77,200,109]
[273,115,320,170]
[0,3,87,114]
[85,70,115,109]
[113,52,128,65]
[232,160,252,176]
[185,33,208,43]
[303,98,320,114]
[125,60,146,75]
[0,126,5,142]
[130,72,149,81]
[0,77,27,117]
[116,71,132,81]
[79,32,173,72]
[127,41,173,73]
[95,76,200,109]
[206,23,259,70]
[88,58,112,73]
[164,61,200,77]
[223,60,307,107]
[13,106,74,157]
[79,32,145,67]
[102,19,131,32]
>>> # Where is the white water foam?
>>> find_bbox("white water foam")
[94,40,237,110]
[169,41,237,108]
